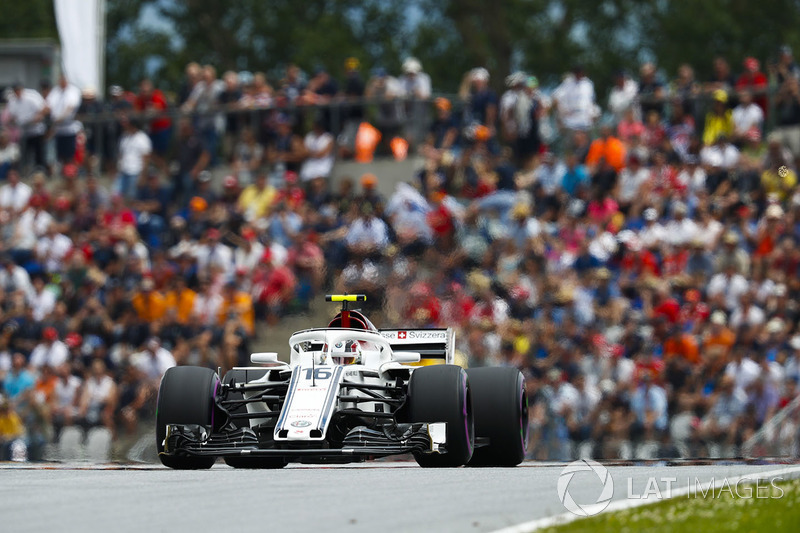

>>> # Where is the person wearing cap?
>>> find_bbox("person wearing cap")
[76,85,103,172]
[459,67,498,138]
[702,89,734,146]
[422,97,459,161]
[398,57,432,147]
[500,71,542,164]
[552,65,597,134]
[356,173,384,211]
[29,327,69,369]
[5,81,48,170]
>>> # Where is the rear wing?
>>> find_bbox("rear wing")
[379,328,455,365]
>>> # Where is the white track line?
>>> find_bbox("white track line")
[491,465,800,533]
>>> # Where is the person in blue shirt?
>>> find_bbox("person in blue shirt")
[3,353,35,401]
[561,152,589,196]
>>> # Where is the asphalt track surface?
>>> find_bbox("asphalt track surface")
[0,461,793,532]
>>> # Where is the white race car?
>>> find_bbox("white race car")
[156,294,528,468]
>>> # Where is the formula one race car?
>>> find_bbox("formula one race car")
[156,295,528,468]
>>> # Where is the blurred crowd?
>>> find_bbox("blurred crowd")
[2,47,800,461]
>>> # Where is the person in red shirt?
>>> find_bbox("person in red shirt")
[252,250,296,324]
[735,57,768,114]
[101,193,136,241]
[135,79,172,172]
[274,171,305,210]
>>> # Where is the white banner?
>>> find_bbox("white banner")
[53,0,104,94]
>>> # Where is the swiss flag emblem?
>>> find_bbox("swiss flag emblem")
[398,331,407,339]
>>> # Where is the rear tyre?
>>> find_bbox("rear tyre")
[466,367,528,467]
[408,365,474,467]
[221,369,285,469]
[156,366,219,469]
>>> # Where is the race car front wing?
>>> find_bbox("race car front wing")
[160,422,447,460]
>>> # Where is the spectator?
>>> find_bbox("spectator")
[217,71,243,159]
[46,75,82,165]
[115,116,152,198]
[76,359,116,430]
[773,76,800,167]
[134,79,172,173]
[736,57,768,114]
[174,119,210,204]
[732,89,764,142]
[637,62,665,118]
[399,57,432,146]
[0,168,32,215]
[231,128,263,185]
[608,69,639,123]
[0,130,20,180]
[553,65,597,135]
[703,90,734,146]
[5,81,48,170]
[459,67,498,136]
[182,65,223,162]
[300,119,335,186]
[586,125,626,172]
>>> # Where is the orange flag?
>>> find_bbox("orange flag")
[390,137,409,161]
[355,122,381,163]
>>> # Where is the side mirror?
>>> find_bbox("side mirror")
[250,352,280,365]
[392,351,421,364]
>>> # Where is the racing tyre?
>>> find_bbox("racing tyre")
[408,365,474,467]
[466,367,528,467]
[221,369,285,469]
[156,366,219,469]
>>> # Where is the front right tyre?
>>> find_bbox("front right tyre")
[407,364,474,467]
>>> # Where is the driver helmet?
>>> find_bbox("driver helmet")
[331,340,362,365]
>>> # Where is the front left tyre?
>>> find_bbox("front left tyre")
[156,366,219,469]
[466,367,528,466]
